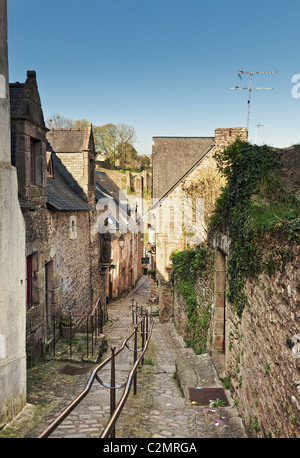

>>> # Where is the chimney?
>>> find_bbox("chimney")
[214,127,248,152]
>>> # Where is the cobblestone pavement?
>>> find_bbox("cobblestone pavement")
[0,276,247,439]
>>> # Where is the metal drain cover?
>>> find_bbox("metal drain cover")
[58,364,91,376]
[188,387,229,405]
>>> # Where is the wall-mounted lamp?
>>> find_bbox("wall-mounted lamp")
[118,234,125,249]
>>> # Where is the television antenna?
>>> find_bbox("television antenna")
[254,123,271,144]
[229,68,278,136]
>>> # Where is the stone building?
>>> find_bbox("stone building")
[9,70,107,367]
[47,125,97,206]
[170,138,300,437]
[46,126,106,315]
[151,128,247,322]
[208,147,300,438]
[0,0,27,427]
[95,171,144,300]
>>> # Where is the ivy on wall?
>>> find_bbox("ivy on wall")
[170,247,214,354]
[209,139,300,316]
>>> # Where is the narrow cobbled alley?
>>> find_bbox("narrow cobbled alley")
[1,276,247,439]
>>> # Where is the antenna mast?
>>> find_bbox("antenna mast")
[229,68,278,136]
[254,123,271,144]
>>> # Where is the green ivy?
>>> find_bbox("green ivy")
[170,247,214,354]
[209,139,300,316]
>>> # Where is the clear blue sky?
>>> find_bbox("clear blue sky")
[7,0,300,155]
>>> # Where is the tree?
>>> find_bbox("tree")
[46,113,75,129]
[115,123,137,169]
[96,123,118,166]
[46,114,141,169]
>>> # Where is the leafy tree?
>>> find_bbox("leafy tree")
[46,114,148,170]
[115,123,137,169]
[97,123,118,166]
[74,119,115,154]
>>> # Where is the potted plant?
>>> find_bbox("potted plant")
[59,316,76,339]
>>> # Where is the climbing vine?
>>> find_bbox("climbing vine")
[209,139,300,316]
[170,247,214,354]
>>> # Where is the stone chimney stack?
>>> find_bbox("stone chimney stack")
[214,127,248,152]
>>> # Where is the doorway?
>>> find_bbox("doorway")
[213,248,226,352]
[45,260,54,332]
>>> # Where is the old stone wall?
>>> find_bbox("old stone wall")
[25,207,103,365]
[214,127,248,152]
[55,152,84,189]
[109,231,144,299]
[225,244,300,438]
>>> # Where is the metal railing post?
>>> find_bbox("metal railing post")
[146,310,149,341]
[100,302,103,334]
[53,315,56,357]
[69,314,72,359]
[110,345,116,438]
[131,299,135,324]
[91,315,94,357]
[95,308,98,344]
[133,326,138,395]
[141,316,145,365]
[86,315,89,358]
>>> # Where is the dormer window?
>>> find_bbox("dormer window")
[46,151,54,178]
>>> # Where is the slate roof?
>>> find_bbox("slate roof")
[47,149,92,211]
[9,83,25,116]
[47,127,95,153]
[152,137,215,199]
[151,140,215,209]
[95,171,133,237]
[95,171,127,206]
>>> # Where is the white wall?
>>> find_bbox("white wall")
[0,0,26,427]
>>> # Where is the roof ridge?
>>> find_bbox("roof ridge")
[48,128,87,131]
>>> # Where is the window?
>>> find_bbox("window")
[89,158,95,185]
[69,215,77,240]
[27,255,33,309]
[30,139,36,185]
[26,253,37,310]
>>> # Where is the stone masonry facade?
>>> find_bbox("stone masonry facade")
[152,127,247,323]
[171,145,300,438]
[9,70,106,367]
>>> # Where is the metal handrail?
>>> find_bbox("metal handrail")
[51,297,105,359]
[39,302,154,439]
[100,312,153,438]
